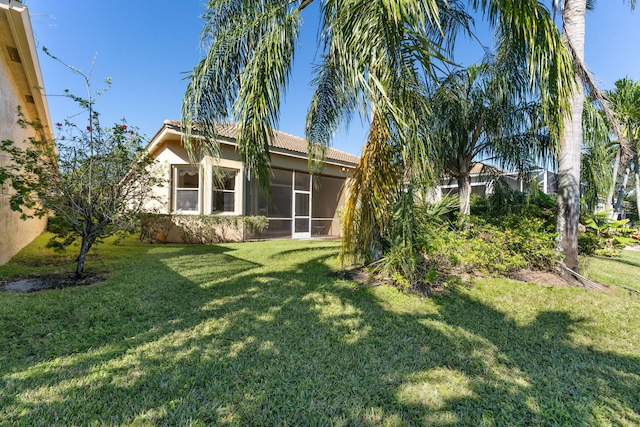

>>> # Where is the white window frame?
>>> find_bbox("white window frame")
[211,167,238,215]
[173,165,200,214]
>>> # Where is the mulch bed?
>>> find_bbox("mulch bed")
[1,271,108,293]
[331,265,593,295]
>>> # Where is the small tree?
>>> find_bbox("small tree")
[428,63,551,216]
[0,53,164,278]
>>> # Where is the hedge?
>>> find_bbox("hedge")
[140,214,269,244]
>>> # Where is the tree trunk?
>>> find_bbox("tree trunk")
[556,0,586,272]
[606,147,621,214]
[614,167,630,214]
[75,234,95,279]
[458,174,471,215]
[635,162,640,223]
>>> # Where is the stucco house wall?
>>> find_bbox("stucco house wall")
[146,121,357,242]
[0,1,52,265]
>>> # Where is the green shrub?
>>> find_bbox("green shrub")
[244,215,269,240]
[580,210,638,256]
[472,185,556,230]
[578,232,600,256]
[420,215,559,275]
[139,214,269,244]
[139,214,173,243]
[174,215,242,243]
[367,190,559,294]
[373,241,418,288]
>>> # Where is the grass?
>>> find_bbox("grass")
[1,233,639,426]
[583,249,640,292]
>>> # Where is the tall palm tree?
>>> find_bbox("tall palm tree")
[554,0,586,272]
[552,0,636,272]
[603,78,640,215]
[182,0,469,188]
[581,78,640,216]
[581,95,615,213]
[429,63,551,215]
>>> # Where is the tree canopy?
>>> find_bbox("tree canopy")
[427,62,551,214]
[0,53,164,277]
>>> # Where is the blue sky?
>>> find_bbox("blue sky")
[26,1,640,156]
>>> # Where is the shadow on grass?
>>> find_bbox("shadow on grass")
[1,241,638,425]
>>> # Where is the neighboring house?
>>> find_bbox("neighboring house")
[436,163,557,200]
[146,120,359,241]
[0,0,52,265]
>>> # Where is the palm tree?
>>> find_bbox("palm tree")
[182,0,469,188]
[581,78,640,216]
[581,96,615,213]
[601,78,640,215]
[429,63,551,215]
[553,0,587,272]
[318,0,571,262]
[609,79,640,213]
[551,0,636,272]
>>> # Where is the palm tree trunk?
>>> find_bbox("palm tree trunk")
[635,162,640,222]
[458,175,472,215]
[556,0,586,272]
[606,147,621,214]
[614,167,630,213]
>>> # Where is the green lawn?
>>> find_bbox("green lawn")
[584,249,640,292]
[1,234,639,426]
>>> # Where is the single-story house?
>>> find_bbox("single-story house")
[0,0,52,265]
[145,120,359,241]
[436,163,557,199]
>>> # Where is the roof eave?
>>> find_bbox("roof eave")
[1,0,53,138]
[152,121,358,168]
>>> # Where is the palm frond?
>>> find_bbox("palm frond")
[182,0,302,188]
[340,113,402,264]
[473,0,575,140]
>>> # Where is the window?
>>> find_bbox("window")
[212,168,237,213]
[251,168,292,218]
[173,165,199,212]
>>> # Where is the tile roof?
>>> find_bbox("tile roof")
[164,120,359,165]
[470,162,486,175]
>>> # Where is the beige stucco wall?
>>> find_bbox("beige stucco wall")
[147,133,246,216]
[146,132,246,242]
[0,40,47,265]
